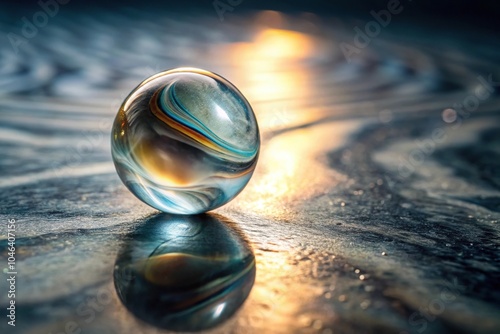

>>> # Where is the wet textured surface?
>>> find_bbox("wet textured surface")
[0,4,500,334]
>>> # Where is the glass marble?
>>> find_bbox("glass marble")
[114,213,256,331]
[111,68,260,214]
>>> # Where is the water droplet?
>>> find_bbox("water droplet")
[298,315,312,327]
[114,214,255,331]
[312,319,323,330]
[379,109,393,123]
[324,292,332,299]
[360,300,371,309]
[381,252,387,256]
[442,108,457,123]
[338,295,347,302]
[340,202,346,207]
[364,285,375,292]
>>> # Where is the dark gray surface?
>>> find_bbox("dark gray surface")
[0,6,500,334]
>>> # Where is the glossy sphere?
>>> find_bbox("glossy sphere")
[112,68,260,214]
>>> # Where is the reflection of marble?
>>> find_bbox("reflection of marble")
[113,214,256,331]
[111,68,260,214]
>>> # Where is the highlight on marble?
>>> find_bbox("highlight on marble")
[113,213,256,331]
[111,68,260,214]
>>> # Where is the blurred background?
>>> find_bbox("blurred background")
[1,1,499,333]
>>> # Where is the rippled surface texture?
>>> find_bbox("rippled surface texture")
[112,68,259,214]
[0,4,500,334]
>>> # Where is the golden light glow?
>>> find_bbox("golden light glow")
[227,28,314,104]
[144,253,229,287]
[232,121,359,217]
[253,29,315,60]
[224,20,319,131]
[133,140,198,186]
[236,249,326,332]
[214,12,350,216]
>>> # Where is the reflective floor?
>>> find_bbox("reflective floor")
[0,5,499,334]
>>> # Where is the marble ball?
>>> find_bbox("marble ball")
[111,68,260,214]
